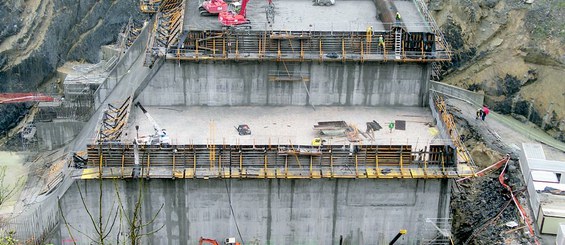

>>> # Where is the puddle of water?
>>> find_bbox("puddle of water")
[0,152,28,214]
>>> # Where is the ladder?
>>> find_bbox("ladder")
[394,28,402,59]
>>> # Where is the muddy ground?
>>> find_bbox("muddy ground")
[446,97,564,244]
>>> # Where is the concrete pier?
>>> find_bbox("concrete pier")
[52,178,450,244]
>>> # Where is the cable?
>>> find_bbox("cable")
[224,179,244,244]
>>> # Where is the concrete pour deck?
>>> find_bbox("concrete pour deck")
[125,106,446,148]
[183,0,426,32]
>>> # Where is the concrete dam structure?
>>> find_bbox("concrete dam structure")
[52,179,451,244]
[138,62,431,106]
[7,0,475,244]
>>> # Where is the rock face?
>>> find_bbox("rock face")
[432,0,565,142]
[0,0,144,135]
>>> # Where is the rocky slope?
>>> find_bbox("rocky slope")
[0,0,144,136]
[431,0,565,142]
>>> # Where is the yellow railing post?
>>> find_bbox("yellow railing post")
[235,38,239,59]
[264,154,268,178]
[285,155,288,178]
[99,148,103,179]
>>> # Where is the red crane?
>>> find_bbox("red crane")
[0,93,56,104]
[218,0,250,27]
[199,0,228,16]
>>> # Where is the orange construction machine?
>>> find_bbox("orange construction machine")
[199,0,228,16]
[218,0,250,27]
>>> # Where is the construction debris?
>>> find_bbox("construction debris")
[313,121,348,136]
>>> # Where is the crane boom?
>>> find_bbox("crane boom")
[0,93,55,104]
[135,102,162,134]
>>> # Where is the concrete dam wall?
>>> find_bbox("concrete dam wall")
[51,178,449,244]
[137,62,431,107]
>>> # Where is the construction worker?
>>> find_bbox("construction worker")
[378,35,385,48]
[482,105,490,121]
[396,12,402,21]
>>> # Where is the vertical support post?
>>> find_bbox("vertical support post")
[376,147,380,178]
[330,145,334,178]
[421,40,424,59]
[172,149,176,178]
[442,151,445,175]
[319,38,323,62]
[341,37,345,62]
[146,151,151,178]
[222,37,226,59]
[277,41,281,60]
[360,41,364,62]
[300,39,304,60]
[235,38,239,59]
[121,148,125,178]
[400,146,404,176]
[258,38,262,57]
[285,155,288,178]
[424,147,428,177]
[264,153,268,178]
[195,39,199,58]
[192,147,196,178]
[239,150,243,175]
[99,147,103,179]
[309,155,313,178]
[219,146,222,175]
[213,37,216,57]
[355,153,358,178]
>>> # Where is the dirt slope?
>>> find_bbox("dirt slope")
[0,0,144,136]
[431,0,565,142]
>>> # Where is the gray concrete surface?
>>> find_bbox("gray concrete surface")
[137,62,431,107]
[94,20,153,110]
[184,0,427,32]
[430,81,484,107]
[126,106,442,146]
[50,178,450,244]
[393,0,430,32]
[36,120,85,150]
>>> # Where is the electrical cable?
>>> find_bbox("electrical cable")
[224,179,244,244]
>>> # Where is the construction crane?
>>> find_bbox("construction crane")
[134,102,170,145]
[199,237,240,245]
[218,0,250,27]
[0,93,56,104]
[199,0,228,16]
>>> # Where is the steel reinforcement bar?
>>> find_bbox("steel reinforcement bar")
[80,143,475,179]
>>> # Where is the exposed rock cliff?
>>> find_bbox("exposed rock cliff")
[0,0,144,136]
[432,0,565,141]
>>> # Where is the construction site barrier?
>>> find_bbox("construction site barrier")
[430,81,485,107]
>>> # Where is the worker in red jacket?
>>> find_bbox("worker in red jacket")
[482,105,490,121]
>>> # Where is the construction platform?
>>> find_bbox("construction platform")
[81,106,475,179]
[185,0,429,32]
[145,0,451,64]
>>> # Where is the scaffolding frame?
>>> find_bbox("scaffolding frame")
[81,142,474,179]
